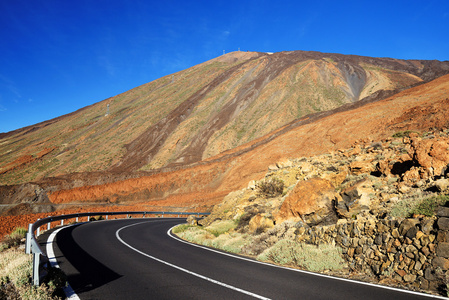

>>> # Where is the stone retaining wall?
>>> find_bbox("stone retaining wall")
[295,208,449,292]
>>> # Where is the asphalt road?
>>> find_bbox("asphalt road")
[43,218,443,300]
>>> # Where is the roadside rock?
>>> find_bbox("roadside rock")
[186,214,200,225]
[401,167,422,186]
[321,170,348,188]
[410,137,449,177]
[433,179,449,192]
[275,178,338,226]
[336,179,375,218]
[349,160,375,175]
[249,214,274,233]
[376,160,392,177]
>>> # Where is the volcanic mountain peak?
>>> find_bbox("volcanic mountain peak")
[0,51,449,209]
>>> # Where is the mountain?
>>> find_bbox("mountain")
[1,50,449,216]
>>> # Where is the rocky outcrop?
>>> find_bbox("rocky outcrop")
[335,179,376,218]
[410,135,449,178]
[275,178,338,226]
[197,128,449,295]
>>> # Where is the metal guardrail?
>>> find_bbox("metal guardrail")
[25,211,210,286]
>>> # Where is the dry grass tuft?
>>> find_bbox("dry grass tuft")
[257,239,347,272]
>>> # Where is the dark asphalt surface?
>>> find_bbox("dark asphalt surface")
[43,218,441,299]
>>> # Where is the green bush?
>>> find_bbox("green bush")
[208,233,253,253]
[391,194,449,217]
[256,177,285,198]
[43,267,67,293]
[390,194,422,218]
[392,130,415,138]
[411,195,449,217]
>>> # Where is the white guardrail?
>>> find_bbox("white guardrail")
[25,211,210,286]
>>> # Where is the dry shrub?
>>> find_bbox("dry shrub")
[241,232,273,256]
[206,220,237,237]
[256,177,285,198]
[1,227,27,251]
[209,233,253,254]
[257,239,347,272]
[0,248,59,299]
[174,223,253,254]
[236,205,268,232]
[175,227,215,245]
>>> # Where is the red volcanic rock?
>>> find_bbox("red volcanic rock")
[275,178,338,226]
[410,137,449,177]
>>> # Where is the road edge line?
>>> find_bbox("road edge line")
[47,225,81,300]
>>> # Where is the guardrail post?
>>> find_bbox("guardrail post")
[61,219,64,226]
[36,224,40,237]
[106,214,108,220]
[87,216,90,221]
[162,212,164,218]
[33,253,40,286]
[76,216,79,222]
[26,223,32,254]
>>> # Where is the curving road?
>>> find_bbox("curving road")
[41,218,443,300]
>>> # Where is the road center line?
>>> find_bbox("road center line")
[115,221,271,300]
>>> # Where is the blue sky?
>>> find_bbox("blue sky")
[0,0,448,133]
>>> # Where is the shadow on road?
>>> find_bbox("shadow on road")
[54,225,122,294]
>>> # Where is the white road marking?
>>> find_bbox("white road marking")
[47,225,81,300]
[168,225,446,299]
[116,221,271,300]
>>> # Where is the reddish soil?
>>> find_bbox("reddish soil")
[0,193,225,238]
[0,147,56,175]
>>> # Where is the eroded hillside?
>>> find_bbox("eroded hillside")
[2,51,447,187]
[0,72,445,221]
[0,51,449,222]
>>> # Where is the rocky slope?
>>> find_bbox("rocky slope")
[186,129,449,295]
[0,51,449,222]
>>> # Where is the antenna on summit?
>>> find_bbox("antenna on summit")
[223,50,225,55]
[105,103,110,116]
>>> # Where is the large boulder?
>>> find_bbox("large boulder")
[274,178,338,226]
[335,179,376,218]
[410,137,449,177]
